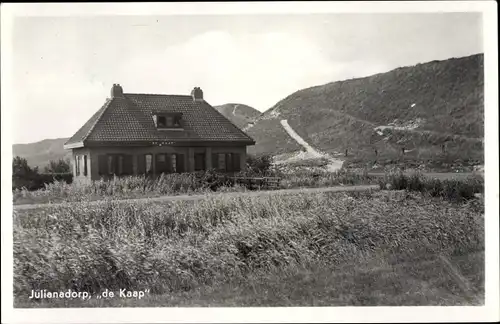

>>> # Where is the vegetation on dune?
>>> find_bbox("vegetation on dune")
[14,189,484,307]
[214,103,261,129]
[247,54,484,168]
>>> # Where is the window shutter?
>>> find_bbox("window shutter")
[176,154,184,173]
[212,153,218,171]
[98,155,107,176]
[233,153,241,172]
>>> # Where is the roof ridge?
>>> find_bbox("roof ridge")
[81,98,114,143]
[125,93,192,97]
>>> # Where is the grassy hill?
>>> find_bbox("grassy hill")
[12,138,71,169]
[246,54,484,170]
[214,103,261,129]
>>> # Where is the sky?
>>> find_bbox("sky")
[10,13,483,144]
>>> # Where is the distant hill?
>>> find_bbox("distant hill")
[246,54,484,167]
[214,103,261,129]
[12,138,71,169]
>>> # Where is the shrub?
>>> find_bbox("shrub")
[380,171,484,202]
[44,159,71,174]
[246,154,273,175]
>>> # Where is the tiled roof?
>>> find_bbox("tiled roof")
[65,93,255,146]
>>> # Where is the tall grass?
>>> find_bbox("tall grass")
[12,170,379,205]
[380,171,484,202]
[14,190,484,301]
[12,173,211,204]
[280,169,375,188]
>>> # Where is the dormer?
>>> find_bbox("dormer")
[152,112,184,130]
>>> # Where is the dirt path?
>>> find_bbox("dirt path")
[13,185,380,210]
[280,119,344,172]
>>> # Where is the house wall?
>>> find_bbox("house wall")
[71,147,93,184]
[85,145,248,181]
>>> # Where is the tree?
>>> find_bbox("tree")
[12,156,38,178]
[44,159,71,173]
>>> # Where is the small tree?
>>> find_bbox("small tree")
[44,158,71,173]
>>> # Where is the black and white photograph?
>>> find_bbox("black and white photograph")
[1,2,498,323]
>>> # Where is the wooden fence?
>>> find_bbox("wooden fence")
[216,175,282,190]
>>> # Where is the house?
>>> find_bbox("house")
[64,84,255,182]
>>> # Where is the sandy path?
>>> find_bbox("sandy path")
[280,119,344,172]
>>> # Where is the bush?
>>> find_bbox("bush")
[44,159,71,174]
[380,171,484,202]
[246,154,273,175]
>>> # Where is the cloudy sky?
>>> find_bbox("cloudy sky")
[11,13,482,144]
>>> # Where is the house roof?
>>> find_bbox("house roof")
[64,90,255,148]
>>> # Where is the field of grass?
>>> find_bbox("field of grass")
[14,187,484,308]
[12,170,379,205]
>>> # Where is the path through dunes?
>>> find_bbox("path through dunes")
[280,119,344,172]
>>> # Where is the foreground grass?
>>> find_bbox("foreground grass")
[14,190,484,307]
[18,251,484,308]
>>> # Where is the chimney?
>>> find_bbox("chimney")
[191,87,203,101]
[111,83,124,98]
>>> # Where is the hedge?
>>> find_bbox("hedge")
[13,173,73,191]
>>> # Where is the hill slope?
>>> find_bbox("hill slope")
[214,103,261,129]
[12,138,71,169]
[246,54,484,168]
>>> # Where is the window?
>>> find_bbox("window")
[99,154,132,176]
[154,113,183,129]
[157,116,166,127]
[226,154,233,171]
[218,154,226,171]
[156,153,170,174]
[83,155,88,176]
[176,154,184,173]
[194,153,205,171]
[232,153,241,172]
[118,155,124,175]
[212,153,241,172]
